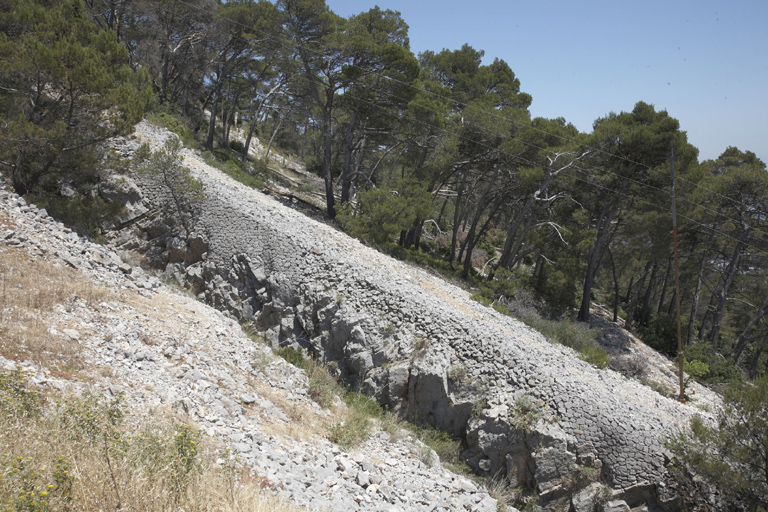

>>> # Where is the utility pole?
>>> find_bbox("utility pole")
[670,149,684,402]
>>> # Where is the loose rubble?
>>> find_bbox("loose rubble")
[117,121,712,510]
[1,118,722,511]
[0,184,499,512]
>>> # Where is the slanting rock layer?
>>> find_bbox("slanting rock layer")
[0,183,500,511]
[113,121,709,510]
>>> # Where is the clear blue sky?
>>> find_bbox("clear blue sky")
[325,0,768,164]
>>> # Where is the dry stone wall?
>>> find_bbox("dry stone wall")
[123,122,704,510]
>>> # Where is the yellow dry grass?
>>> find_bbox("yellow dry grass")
[0,394,303,512]
[246,375,348,443]
[0,246,109,375]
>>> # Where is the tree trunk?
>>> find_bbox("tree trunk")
[577,185,625,323]
[205,65,224,150]
[608,248,620,322]
[732,293,768,364]
[449,167,470,269]
[461,172,500,278]
[657,258,673,314]
[639,261,661,327]
[625,261,653,333]
[710,226,750,354]
[687,216,720,345]
[340,106,359,204]
[265,117,283,160]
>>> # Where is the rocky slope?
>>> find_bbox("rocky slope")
[0,184,498,511]
[2,119,721,512]
[101,121,717,511]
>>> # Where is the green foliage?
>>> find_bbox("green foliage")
[0,453,73,512]
[385,245,454,274]
[146,112,197,148]
[665,376,768,510]
[638,313,678,356]
[532,258,580,312]
[577,345,610,369]
[58,392,124,442]
[328,392,382,449]
[683,342,741,384]
[0,0,151,195]
[469,292,492,307]
[469,271,609,368]
[134,137,203,232]
[446,364,467,382]
[274,347,341,409]
[0,368,42,419]
[522,314,609,369]
[337,178,433,245]
[403,424,463,467]
[510,394,548,432]
[201,151,266,190]
[30,192,124,240]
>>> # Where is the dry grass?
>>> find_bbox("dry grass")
[0,247,109,374]
[0,369,303,512]
[246,376,342,442]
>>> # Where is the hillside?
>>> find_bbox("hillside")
[109,122,724,510]
[0,174,499,510]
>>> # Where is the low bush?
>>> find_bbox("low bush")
[683,342,741,384]
[0,367,300,511]
[146,112,197,149]
[521,314,609,369]
[638,313,678,356]
[274,347,341,409]
[201,151,266,190]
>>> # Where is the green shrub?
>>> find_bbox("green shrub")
[683,342,740,384]
[470,292,492,307]
[31,192,125,240]
[523,314,609,369]
[59,392,124,442]
[229,139,245,153]
[0,367,42,419]
[328,393,381,449]
[638,313,679,356]
[274,347,341,409]
[578,345,610,369]
[336,178,433,246]
[510,394,547,432]
[147,112,197,148]
[665,376,768,510]
[405,424,463,466]
[201,151,265,190]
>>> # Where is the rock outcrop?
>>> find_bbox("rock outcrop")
[0,181,502,512]
[112,122,710,510]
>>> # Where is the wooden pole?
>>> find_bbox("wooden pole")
[671,150,685,402]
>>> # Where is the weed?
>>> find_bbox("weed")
[274,347,341,409]
[0,367,42,418]
[328,412,371,450]
[510,394,548,432]
[484,476,518,512]
[0,374,301,511]
[201,151,266,190]
[641,378,673,397]
[577,345,610,369]
[447,363,467,382]
[404,425,463,467]
[0,248,96,371]
[410,337,432,357]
